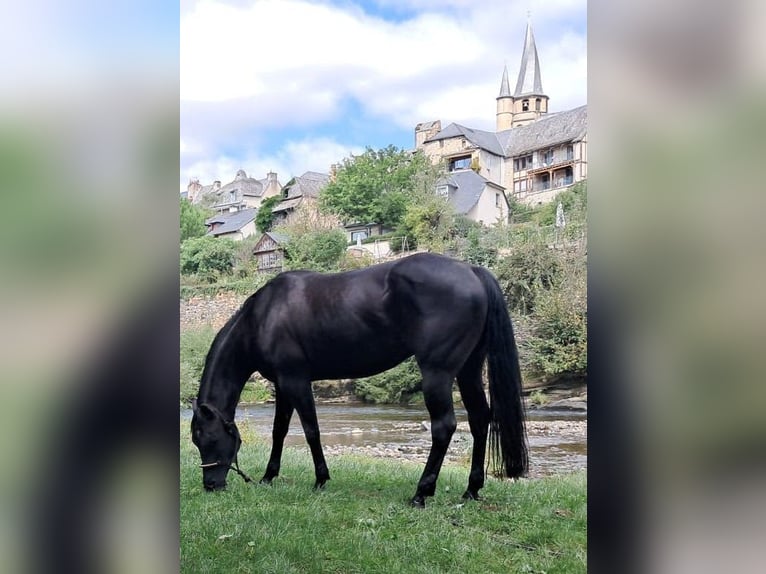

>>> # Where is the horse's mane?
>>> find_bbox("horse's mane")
[197,300,251,397]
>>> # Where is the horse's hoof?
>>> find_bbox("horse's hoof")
[259,477,273,485]
[313,480,328,490]
[462,490,481,501]
[410,497,426,508]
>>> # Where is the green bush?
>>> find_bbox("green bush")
[492,240,561,314]
[526,253,587,379]
[180,235,237,276]
[283,228,347,271]
[527,290,587,378]
[354,358,423,404]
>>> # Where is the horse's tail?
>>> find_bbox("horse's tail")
[472,266,529,478]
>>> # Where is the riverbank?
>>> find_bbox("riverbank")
[181,433,587,573]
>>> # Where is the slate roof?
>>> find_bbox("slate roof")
[424,124,505,156]
[218,169,264,198]
[282,171,330,199]
[499,105,587,157]
[271,197,303,213]
[252,231,289,253]
[206,208,257,236]
[441,170,504,215]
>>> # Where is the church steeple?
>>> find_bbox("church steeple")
[514,21,544,97]
[508,19,549,128]
[498,63,512,98]
[496,63,514,131]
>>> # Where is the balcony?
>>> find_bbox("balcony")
[527,156,575,174]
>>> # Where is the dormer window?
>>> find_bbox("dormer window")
[229,190,236,202]
[522,99,529,111]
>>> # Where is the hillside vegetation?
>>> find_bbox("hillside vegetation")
[179,149,587,404]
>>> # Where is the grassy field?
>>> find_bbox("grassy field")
[181,422,586,573]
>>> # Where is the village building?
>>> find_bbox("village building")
[187,170,282,212]
[415,21,587,209]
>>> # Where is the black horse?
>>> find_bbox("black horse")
[191,252,528,507]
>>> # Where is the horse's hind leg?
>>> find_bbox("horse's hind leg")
[282,377,330,489]
[260,386,294,484]
[411,367,457,508]
[456,353,490,500]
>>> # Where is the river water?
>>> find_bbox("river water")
[182,403,586,478]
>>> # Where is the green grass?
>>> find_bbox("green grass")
[181,422,586,573]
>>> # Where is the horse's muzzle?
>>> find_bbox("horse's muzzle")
[203,480,226,491]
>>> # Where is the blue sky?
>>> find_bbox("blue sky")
[181,0,587,190]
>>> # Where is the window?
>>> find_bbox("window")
[543,149,554,165]
[495,193,501,207]
[229,191,236,202]
[449,156,471,171]
[566,144,574,160]
[514,155,533,171]
[522,99,529,111]
[351,231,368,243]
[535,98,541,111]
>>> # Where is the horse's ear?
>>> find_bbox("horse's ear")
[197,403,215,420]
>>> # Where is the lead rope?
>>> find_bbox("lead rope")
[229,454,253,483]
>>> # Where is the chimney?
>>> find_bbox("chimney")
[213,180,221,191]
[330,163,338,182]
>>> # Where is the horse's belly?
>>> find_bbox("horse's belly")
[307,337,411,380]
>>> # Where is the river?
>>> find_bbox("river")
[182,403,586,478]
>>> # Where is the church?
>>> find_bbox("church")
[415,21,587,221]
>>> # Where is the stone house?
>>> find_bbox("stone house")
[271,171,330,224]
[187,170,282,212]
[415,21,587,209]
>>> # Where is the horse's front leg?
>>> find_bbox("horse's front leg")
[260,387,294,484]
[283,377,330,489]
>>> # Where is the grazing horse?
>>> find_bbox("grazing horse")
[191,252,528,507]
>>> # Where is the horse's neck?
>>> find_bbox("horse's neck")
[198,325,256,421]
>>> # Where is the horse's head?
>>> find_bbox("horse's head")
[190,399,243,491]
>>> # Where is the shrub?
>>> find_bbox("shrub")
[180,236,237,276]
[354,358,422,404]
[492,240,561,314]
[526,253,587,379]
[283,228,347,271]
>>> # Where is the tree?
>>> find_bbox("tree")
[255,195,282,233]
[180,197,210,242]
[319,146,434,227]
[389,164,453,252]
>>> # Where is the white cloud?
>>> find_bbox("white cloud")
[181,0,587,189]
[181,136,364,190]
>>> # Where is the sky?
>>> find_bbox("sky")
[180,0,587,191]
